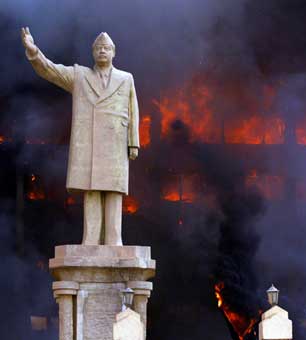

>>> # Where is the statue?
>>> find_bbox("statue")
[21,27,140,246]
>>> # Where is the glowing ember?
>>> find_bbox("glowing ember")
[140,115,151,148]
[123,195,139,214]
[27,174,45,200]
[66,196,76,206]
[0,136,5,144]
[215,282,260,340]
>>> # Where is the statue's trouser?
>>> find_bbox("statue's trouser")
[82,190,123,245]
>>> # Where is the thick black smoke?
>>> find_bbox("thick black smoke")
[1,0,306,339]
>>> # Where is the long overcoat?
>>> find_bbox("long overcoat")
[27,50,140,194]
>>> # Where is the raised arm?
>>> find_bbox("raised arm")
[21,27,74,93]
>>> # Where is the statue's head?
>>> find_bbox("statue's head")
[92,32,115,67]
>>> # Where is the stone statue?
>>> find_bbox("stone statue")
[21,27,140,246]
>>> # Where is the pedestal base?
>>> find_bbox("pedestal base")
[49,245,155,340]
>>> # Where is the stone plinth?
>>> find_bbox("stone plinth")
[259,305,292,340]
[49,245,155,340]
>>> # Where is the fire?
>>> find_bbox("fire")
[27,174,45,200]
[215,282,224,308]
[0,136,5,144]
[140,115,151,148]
[162,175,197,203]
[154,84,222,144]
[154,79,286,145]
[225,116,285,144]
[163,190,180,202]
[123,195,139,214]
[215,282,260,340]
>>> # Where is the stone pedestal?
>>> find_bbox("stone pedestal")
[259,305,292,340]
[49,245,155,340]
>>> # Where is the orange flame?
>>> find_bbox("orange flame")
[140,115,151,148]
[225,116,285,144]
[123,195,139,214]
[215,283,260,340]
[154,84,222,144]
[154,80,286,145]
[162,175,197,203]
[27,174,45,200]
[163,191,181,202]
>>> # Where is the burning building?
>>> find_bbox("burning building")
[1,1,306,340]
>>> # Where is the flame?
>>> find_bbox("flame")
[140,115,151,148]
[27,174,45,200]
[123,195,139,214]
[215,283,260,340]
[225,116,285,144]
[163,191,181,202]
[162,175,197,203]
[154,84,222,144]
[154,79,286,145]
[0,136,12,144]
[215,282,224,308]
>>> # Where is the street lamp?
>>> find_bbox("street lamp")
[267,284,279,306]
[121,287,134,311]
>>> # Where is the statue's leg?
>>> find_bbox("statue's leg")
[82,190,104,245]
[104,192,123,246]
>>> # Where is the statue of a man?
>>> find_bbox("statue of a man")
[21,27,139,246]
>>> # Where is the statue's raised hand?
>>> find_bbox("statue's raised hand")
[21,27,37,57]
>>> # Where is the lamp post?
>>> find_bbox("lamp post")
[121,287,134,311]
[266,284,279,306]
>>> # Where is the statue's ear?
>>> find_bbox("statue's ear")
[112,46,116,58]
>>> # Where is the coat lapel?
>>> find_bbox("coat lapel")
[84,66,126,104]
[96,67,125,104]
[84,68,102,98]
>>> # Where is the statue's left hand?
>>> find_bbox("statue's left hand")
[129,147,138,160]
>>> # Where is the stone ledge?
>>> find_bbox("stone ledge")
[54,245,152,259]
[49,257,156,269]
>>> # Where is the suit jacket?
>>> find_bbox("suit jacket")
[27,49,140,194]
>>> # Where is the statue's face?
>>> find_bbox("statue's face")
[93,43,115,65]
